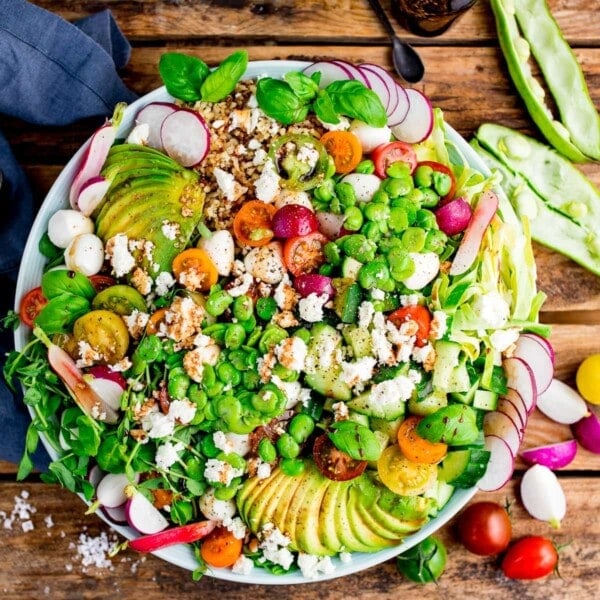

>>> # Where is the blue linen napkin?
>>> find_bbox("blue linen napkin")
[0,0,138,470]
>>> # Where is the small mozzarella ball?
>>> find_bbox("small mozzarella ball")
[47,209,94,249]
[244,241,285,284]
[65,233,104,276]
[199,230,235,276]
[349,120,391,153]
[401,252,440,290]
[341,173,382,202]
[274,188,313,211]
[198,488,236,522]
[126,122,150,145]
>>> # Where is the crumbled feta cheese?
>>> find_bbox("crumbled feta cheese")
[204,459,244,486]
[225,516,247,540]
[254,158,280,203]
[490,327,520,352]
[371,324,395,365]
[339,551,352,563]
[227,272,254,297]
[123,310,150,339]
[400,294,421,307]
[273,275,298,311]
[357,301,375,329]
[340,356,377,388]
[298,292,329,323]
[256,461,272,480]
[370,375,415,408]
[105,233,136,277]
[161,220,180,241]
[471,291,511,329]
[297,553,336,579]
[155,441,184,470]
[371,288,385,301]
[259,524,294,570]
[275,336,308,372]
[154,271,176,296]
[401,252,440,290]
[141,409,175,439]
[271,375,312,409]
[332,401,349,421]
[232,555,254,575]
[168,399,196,424]
[213,431,250,456]
[131,267,153,296]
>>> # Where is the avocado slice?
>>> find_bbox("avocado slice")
[318,481,345,554]
[260,472,306,536]
[238,469,289,530]
[368,489,432,537]
[346,484,397,549]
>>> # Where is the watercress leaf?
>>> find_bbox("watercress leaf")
[16,452,34,481]
[34,294,90,335]
[284,71,319,103]
[0,310,20,332]
[416,404,480,445]
[41,269,95,300]
[186,478,207,496]
[48,460,77,492]
[328,420,382,461]
[325,79,387,127]
[200,50,248,103]
[158,52,209,102]
[256,78,310,125]
[312,90,340,125]
[25,422,39,454]
[131,441,157,473]
[23,386,43,407]
[96,433,128,473]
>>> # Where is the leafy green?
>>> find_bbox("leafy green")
[416,404,480,445]
[158,53,209,102]
[312,90,340,125]
[328,420,382,461]
[200,50,248,103]
[255,78,310,125]
[283,71,319,103]
[41,269,96,300]
[34,294,90,335]
[324,80,387,127]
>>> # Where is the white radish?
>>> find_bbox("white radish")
[244,242,286,284]
[134,102,177,150]
[88,465,104,488]
[521,332,555,365]
[520,464,566,528]
[341,173,382,202]
[87,377,125,412]
[125,486,169,535]
[47,209,94,249]
[96,473,133,508]
[198,230,235,277]
[497,395,526,431]
[513,334,554,394]
[483,411,522,456]
[76,176,111,216]
[503,356,538,414]
[160,108,211,167]
[401,252,440,290]
[349,120,392,153]
[478,435,515,492]
[125,122,150,146]
[64,233,104,276]
[390,88,433,140]
[537,378,590,425]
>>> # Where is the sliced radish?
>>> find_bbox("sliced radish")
[125,486,169,535]
[478,435,515,492]
[537,378,590,425]
[572,408,600,454]
[128,520,216,553]
[483,411,522,456]
[359,63,400,115]
[88,465,104,488]
[503,388,530,426]
[87,377,125,412]
[513,335,554,395]
[497,395,526,431]
[449,190,499,276]
[386,83,411,126]
[316,211,345,239]
[135,102,177,151]
[97,473,136,508]
[293,274,334,299]
[520,440,578,470]
[160,108,210,167]
[101,503,129,526]
[87,365,127,389]
[504,357,538,414]
[331,60,369,85]
[390,87,432,139]
[520,332,555,366]
[356,65,391,110]
[77,176,111,216]
[302,61,354,87]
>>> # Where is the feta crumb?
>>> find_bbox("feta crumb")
[297,553,336,579]
[339,551,352,563]
[298,292,329,323]
[141,409,175,439]
[161,220,180,241]
[340,356,377,388]
[256,461,272,480]
[224,516,247,540]
[123,309,150,339]
[332,401,349,421]
[371,288,385,301]
[214,167,246,202]
[254,158,280,203]
[259,524,294,570]
[430,310,448,340]
[232,554,254,575]
[154,271,176,296]
[204,459,244,486]
[213,431,250,456]
[400,294,421,307]
[275,336,308,372]
[357,301,375,329]
[155,441,185,470]
[126,122,150,145]
[105,233,136,277]
[471,291,511,329]
[168,399,196,424]
[369,375,415,408]
[490,327,520,352]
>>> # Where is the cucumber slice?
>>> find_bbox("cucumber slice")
[438,448,491,488]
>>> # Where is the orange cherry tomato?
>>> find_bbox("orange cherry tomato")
[200,526,243,568]
[388,304,432,347]
[372,141,417,178]
[283,231,328,277]
[397,416,448,464]
[19,286,48,328]
[88,274,117,292]
[233,200,277,247]
[146,308,168,335]
[320,131,363,174]
[171,248,218,292]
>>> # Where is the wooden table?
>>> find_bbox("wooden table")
[2,1,599,598]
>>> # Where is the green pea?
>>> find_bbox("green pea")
[419,187,439,208]
[280,457,305,477]
[165,351,184,369]
[227,348,248,371]
[215,395,241,424]
[256,296,277,321]
[335,181,356,209]
[323,241,342,266]
[358,260,391,290]
[203,401,217,421]
[135,335,163,362]
[239,314,257,333]
[232,295,254,322]
[252,383,285,414]
[414,164,433,188]
[402,227,426,252]
[216,362,242,386]
[205,289,234,317]
[389,206,409,232]
[313,179,335,203]
[224,323,246,349]
[415,208,438,230]
[202,323,227,344]
[288,413,315,444]
[214,484,239,500]
[319,263,335,276]
[245,326,263,347]
[201,364,216,388]
[355,159,375,174]
[424,229,448,254]
[388,249,416,282]
[277,433,300,459]
[341,234,376,263]
[329,196,342,215]
[383,176,413,198]
[371,189,390,204]
[221,451,246,471]
[294,328,311,345]
[168,372,191,400]
[189,384,208,408]
[258,438,277,463]
[386,160,412,179]
[200,434,220,458]
[364,203,390,223]
[432,171,452,197]
[360,221,382,242]
[343,206,363,231]
[242,370,260,390]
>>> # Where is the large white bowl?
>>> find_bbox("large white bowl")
[15,60,486,584]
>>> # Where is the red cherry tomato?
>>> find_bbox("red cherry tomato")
[18,287,47,328]
[502,536,558,580]
[388,305,432,347]
[89,274,117,292]
[313,434,367,481]
[457,501,512,556]
[372,141,417,178]
[417,160,457,203]
[283,231,328,277]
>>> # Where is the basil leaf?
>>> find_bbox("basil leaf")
[256,78,309,125]
[38,232,62,261]
[159,52,209,102]
[200,49,248,102]
[41,268,95,300]
[34,294,90,335]
[325,80,387,127]
[312,90,340,125]
[328,420,382,461]
[284,71,319,103]
[416,404,480,445]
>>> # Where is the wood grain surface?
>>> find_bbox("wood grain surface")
[1,0,599,598]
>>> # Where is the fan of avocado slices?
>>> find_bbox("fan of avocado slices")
[94,144,205,273]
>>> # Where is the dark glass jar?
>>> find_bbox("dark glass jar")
[392,0,477,37]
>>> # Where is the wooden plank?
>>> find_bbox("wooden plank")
[0,478,597,598]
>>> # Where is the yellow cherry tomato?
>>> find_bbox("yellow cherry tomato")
[576,354,600,405]
[376,444,437,496]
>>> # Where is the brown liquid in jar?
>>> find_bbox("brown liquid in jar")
[392,0,477,37]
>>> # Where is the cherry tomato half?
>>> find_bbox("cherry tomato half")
[313,434,367,481]
[457,501,512,556]
[88,274,117,292]
[372,141,417,178]
[320,131,363,174]
[397,416,447,465]
[233,200,277,247]
[171,248,218,292]
[200,526,243,568]
[19,286,47,328]
[283,231,328,277]
[501,536,558,580]
[388,304,432,347]
[416,160,457,203]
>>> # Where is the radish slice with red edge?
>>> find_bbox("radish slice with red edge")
[449,190,499,276]
[77,176,111,216]
[135,102,177,151]
[503,357,538,414]
[497,395,526,432]
[572,407,600,454]
[513,335,554,394]
[125,486,169,535]
[478,435,515,492]
[537,378,590,425]
[520,440,578,470]
[390,87,431,138]
[88,465,104,488]
[359,64,400,116]
[302,61,354,87]
[483,411,522,456]
[160,108,210,167]
[521,332,555,366]
[293,274,334,299]
[331,60,369,85]
[129,520,216,553]
[101,503,129,526]
[503,388,529,426]
[88,365,127,389]
[435,197,472,236]
[97,473,139,509]
[386,83,411,126]
[87,376,125,412]
[356,65,391,111]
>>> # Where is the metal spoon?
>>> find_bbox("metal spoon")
[367,0,425,83]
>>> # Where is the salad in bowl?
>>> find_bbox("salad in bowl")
[7,52,547,583]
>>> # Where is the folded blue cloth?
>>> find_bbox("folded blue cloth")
[0,1,138,470]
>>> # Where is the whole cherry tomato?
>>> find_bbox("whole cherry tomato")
[502,536,558,580]
[457,501,512,556]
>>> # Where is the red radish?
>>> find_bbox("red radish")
[483,411,522,456]
[97,473,137,508]
[101,503,128,526]
[88,365,127,389]
[358,63,401,116]
[125,486,169,535]
[497,395,526,431]
[316,211,345,239]
[435,197,472,236]
[302,61,354,87]
[160,108,210,167]
[88,465,104,488]
[478,435,515,492]
[513,335,554,394]
[135,102,177,150]
[503,388,529,426]
[87,377,124,412]
[520,440,578,470]
[128,520,215,553]
[293,274,334,299]
[332,60,369,85]
[77,176,111,216]
[537,378,590,425]
[390,88,432,140]
[386,83,411,126]
[272,204,319,238]
[572,407,600,454]
[503,356,538,414]
[520,332,555,366]
[69,103,124,208]
[449,190,499,276]
[356,65,391,111]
